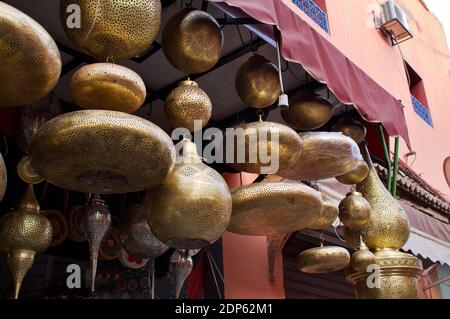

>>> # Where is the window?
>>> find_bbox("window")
[292,0,329,33]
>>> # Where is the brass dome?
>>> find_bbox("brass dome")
[297,245,350,274]
[336,160,369,185]
[162,9,223,74]
[164,80,212,132]
[146,140,232,249]
[235,55,281,109]
[281,92,333,130]
[0,153,6,202]
[228,182,323,236]
[278,132,363,181]
[60,0,161,60]
[0,2,61,107]
[70,63,147,113]
[29,110,175,194]
[338,191,371,229]
[333,116,367,144]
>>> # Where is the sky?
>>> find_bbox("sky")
[423,0,450,50]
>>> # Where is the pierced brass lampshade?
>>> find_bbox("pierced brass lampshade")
[297,245,350,274]
[281,92,333,130]
[146,139,232,249]
[339,191,371,229]
[29,110,175,194]
[333,116,367,144]
[0,153,6,202]
[170,249,193,299]
[162,9,223,74]
[17,156,44,185]
[308,193,339,230]
[350,237,376,272]
[235,55,281,109]
[164,80,212,132]
[70,63,146,113]
[0,2,61,107]
[0,184,52,299]
[336,160,369,185]
[60,0,161,60]
[228,182,323,236]
[278,132,363,181]
[80,195,111,292]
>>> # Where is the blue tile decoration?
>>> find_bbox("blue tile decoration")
[411,95,433,127]
[292,0,330,33]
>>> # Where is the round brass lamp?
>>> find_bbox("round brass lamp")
[0,2,61,107]
[338,191,371,229]
[333,116,367,144]
[297,245,350,273]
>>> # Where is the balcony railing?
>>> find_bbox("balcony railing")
[411,95,433,127]
[292,0,330,33]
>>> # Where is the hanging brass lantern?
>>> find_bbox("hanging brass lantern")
[338,191,371,229]
[0,2,61,107]
[17,156,44,185]
[164,80,212,132]
[336,160,369,185]
[60,0,161,60]
[344,145,410,250]
[278,132,363,181]
[333,116,367,144]
[235,55,281,109]
[29,110,175,194]
[0,184,52,299]
[297,244,350,274]
[281,92,334,130]
[146,139,232,249]
[308,193,339,230]
[228,182,323,236]
[120,203,168,259]
[162,8,224,74]
[227,116,303,174]
[0,153,6,202]
[169,249,193,299]
[70,63,147,113]
[350,237,376,272]
[80,194,111,292]
[42,209,68,247]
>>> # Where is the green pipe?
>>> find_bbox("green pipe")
[377,124,392,192]
[392,137,400,197]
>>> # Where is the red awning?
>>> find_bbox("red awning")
[211,0,412,150]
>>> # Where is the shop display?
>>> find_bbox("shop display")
[235,55,281,109]
[60,0,161,60]
[338,191,371,229]
[164,80,212,132]
[350,237,376,272]
[0,153,6,202]
[17,156,45,185]
[147,139,232,249]
[336,160,369,185]
[0,2,61,107]
[162,9,223,74]
[42,209,68,247]
[278,132,362,181]
[0,184,53,299]
[169,249,193,299]
[333,116,367,144]
[297,244,350,274]
[228,182,323,236]
[70,63,147,113]
[29,110,175,194]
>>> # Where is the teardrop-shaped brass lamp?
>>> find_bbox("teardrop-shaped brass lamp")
[336,160,369,185]
[70,63,146,113]
[80,195,111,292]
[309,193,339,230]
[235,55,281,109]
[0,153,6,202]
[227,117,303,174]
[162,8,223,74]
[0,184,52,299]
[0,2,61,107]
[350,237,376,272]
[339,191,371,229]
[281,92,334,130]
[228,182,323,236]
[297,245,350,274]
[169,249,193,299]
[164,80,212,132]
[278,132,363,181]
[146,139,232,249]
[333,116,367,144]
[344,144,410,250]
[60,0,161,60]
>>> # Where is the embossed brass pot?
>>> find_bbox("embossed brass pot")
[164,80,212,132]
[29,110,175,194]
[281,92,333,130]
[346,249,422,299]
[60,0,161,60]
[227,117,303,174]
[146,140,232,249]
[278,132,363,181]
[70,63,146,113]
[336,160,369,185]
[228,182,323,236]
[338,191,371,229]
[235,55,281,109]
[0,185,52,299]
[0,2,61,107]
[297,245,350,273]
[333,116,367,144]
[0,153,6,202]
[162,9,223,74]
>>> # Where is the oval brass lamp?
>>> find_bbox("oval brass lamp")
[60,0,161,60]
[70,63,147,113]
[0,2,61,107]
[29,110,175,194]
[297,245,350,274]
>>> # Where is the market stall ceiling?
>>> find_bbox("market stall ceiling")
[8,0,342,133]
